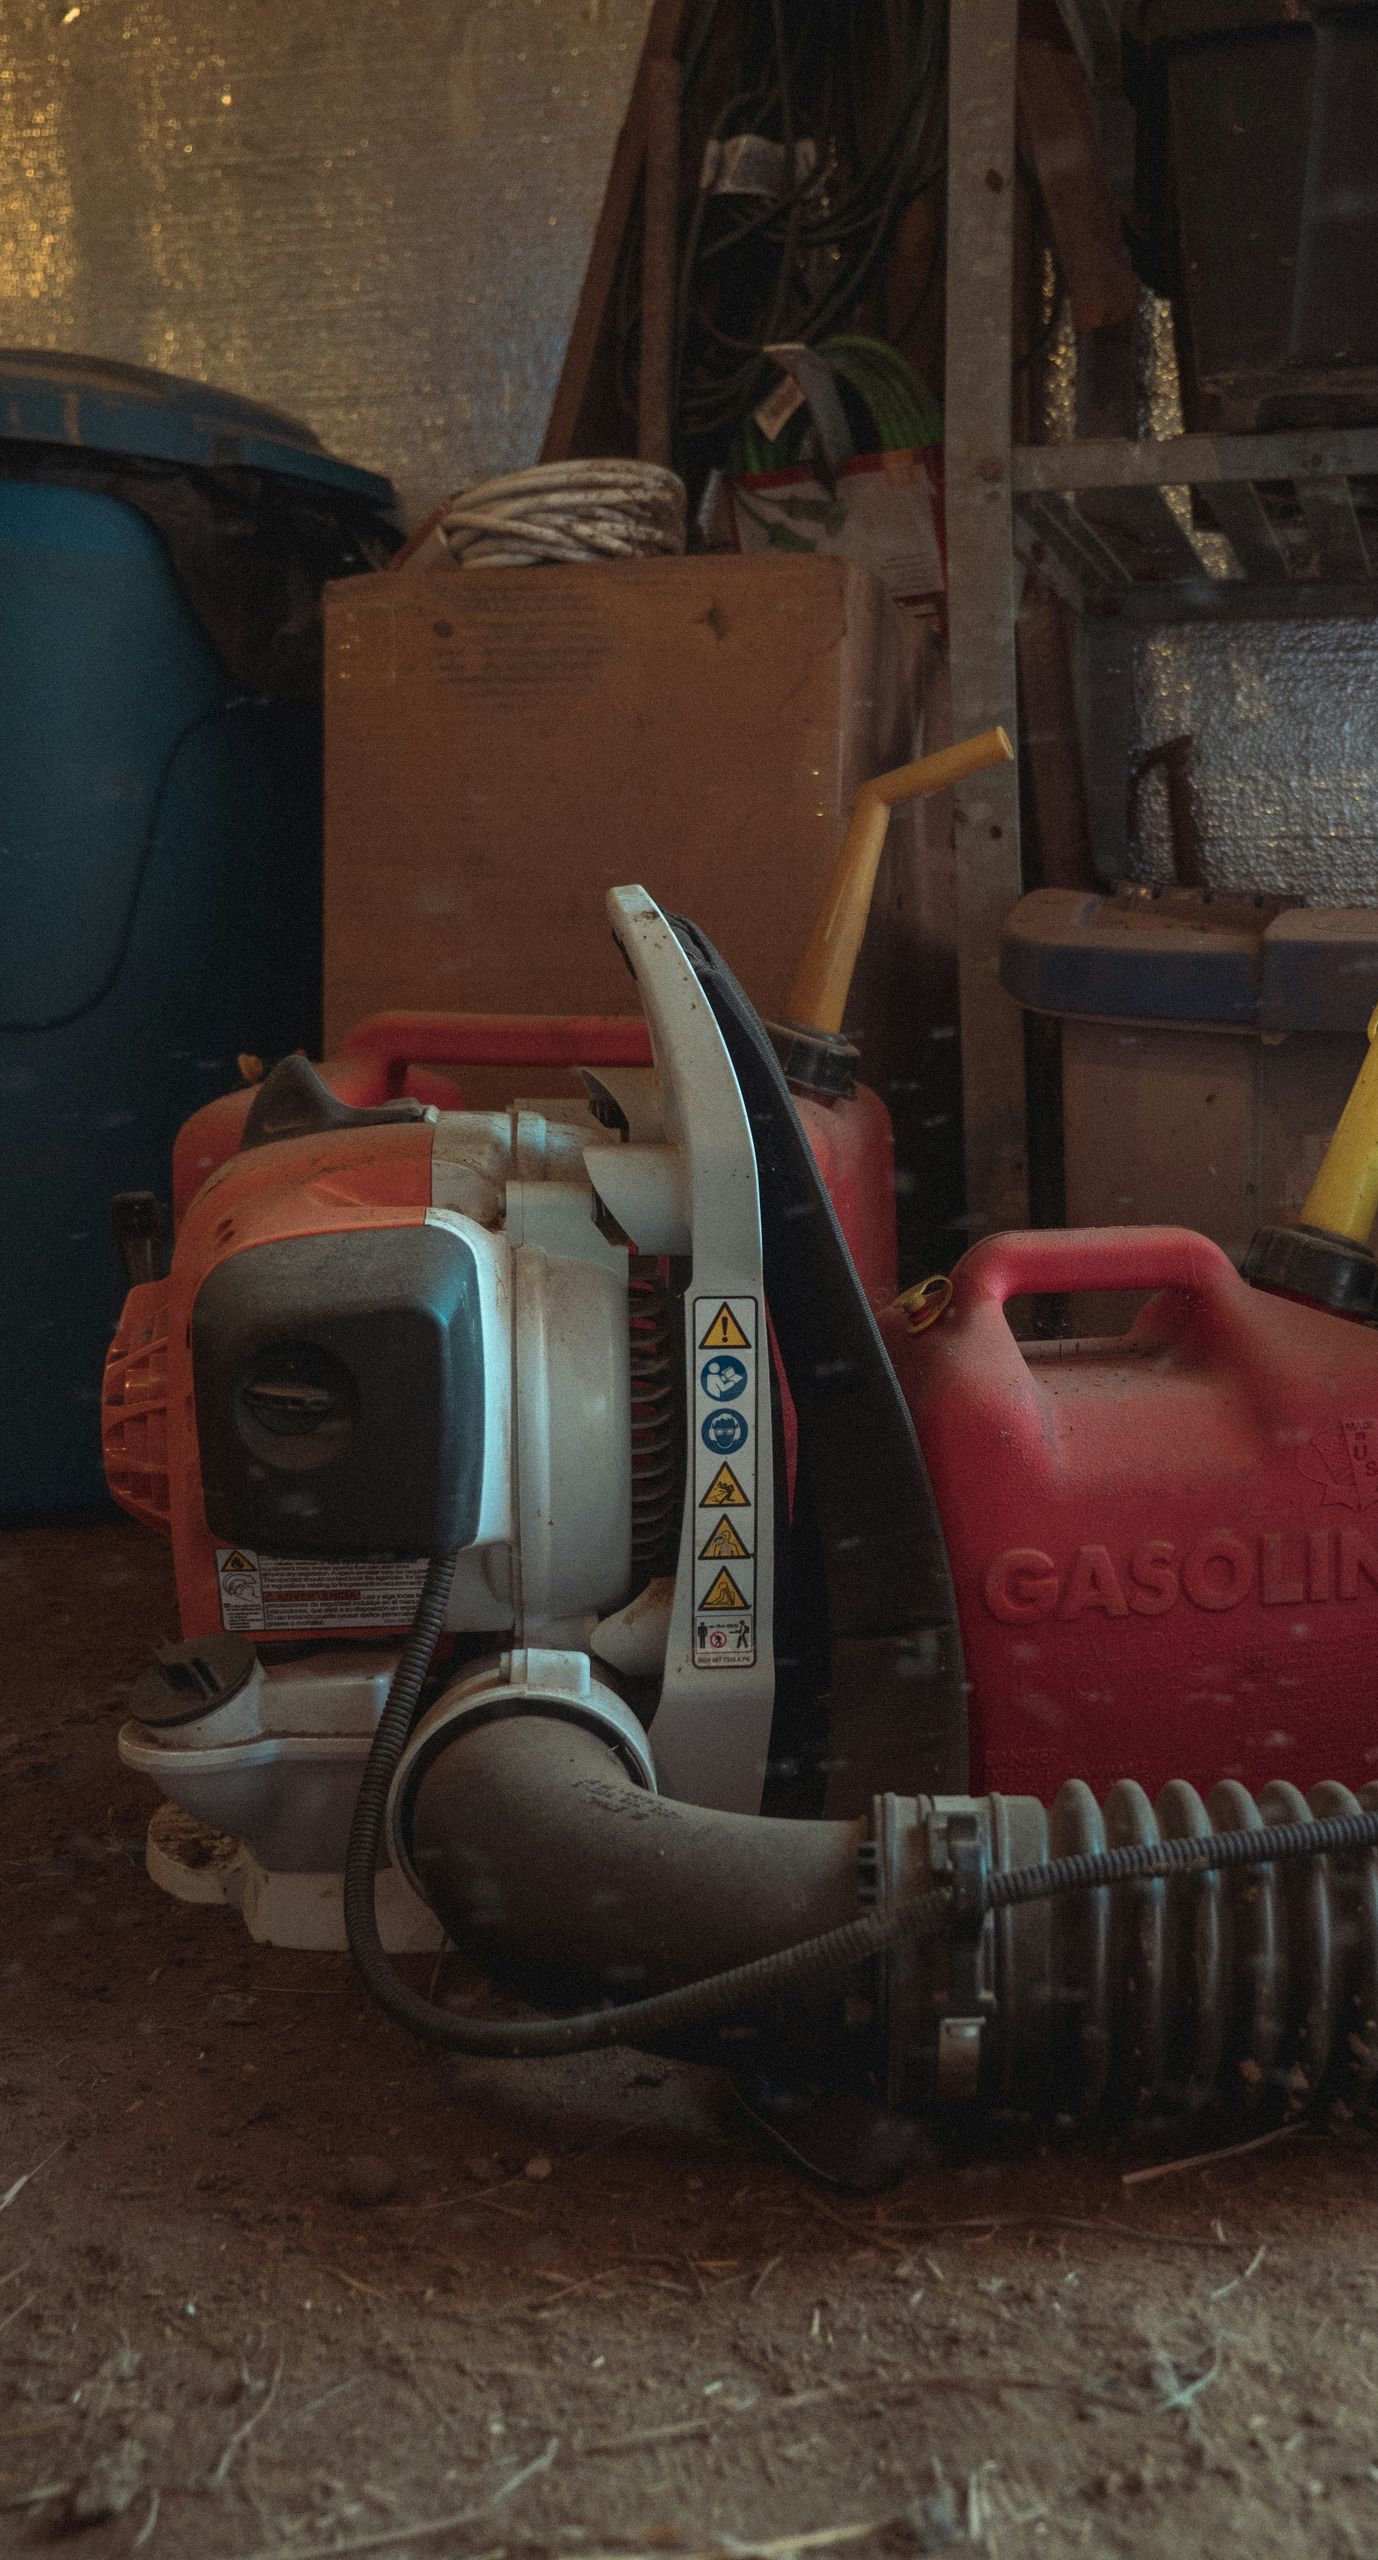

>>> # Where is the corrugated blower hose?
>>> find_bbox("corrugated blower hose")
[345,1556,1378,2134]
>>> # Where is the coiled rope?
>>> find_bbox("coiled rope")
[435,459,686,569]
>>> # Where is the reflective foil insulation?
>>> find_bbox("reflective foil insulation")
[1044,289,1378,905]
[0,0,651,517]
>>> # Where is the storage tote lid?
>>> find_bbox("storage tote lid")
[0,349,393,507]
[1002,885,1378,1034]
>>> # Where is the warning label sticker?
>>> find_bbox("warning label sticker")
[700,1514,750,1563]
[694,1616,755,1661]
[691,1294,758,1669]
[699,1566,748,1612]
[700,1301,752,1353]
[216,1549,428,1634]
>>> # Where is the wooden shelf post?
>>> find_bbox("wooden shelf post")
[944,0,1029,1237]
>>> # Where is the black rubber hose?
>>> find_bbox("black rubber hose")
[346,1558,1378,2062]
[343,1552,945,2056]
[408,1717,864,1987]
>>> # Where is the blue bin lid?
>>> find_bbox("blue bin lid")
[1002,885,1378,1034]
[0,349,393,509]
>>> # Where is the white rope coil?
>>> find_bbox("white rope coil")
[436,459,687,569]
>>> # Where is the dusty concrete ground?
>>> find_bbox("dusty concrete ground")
[5,1518,1378,2560]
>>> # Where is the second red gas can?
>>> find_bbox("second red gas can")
[886,1226,1378,1803]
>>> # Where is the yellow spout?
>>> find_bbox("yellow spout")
[1301,1002,1378,1245]
[787,726,1015,1036]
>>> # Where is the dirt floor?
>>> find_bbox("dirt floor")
[6,1520,1378,2560]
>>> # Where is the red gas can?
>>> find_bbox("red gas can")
[796,1081,897,1311]
[171,1012,899,1304]
[886,1225,1378,1803]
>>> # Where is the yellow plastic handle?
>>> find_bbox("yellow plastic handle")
[1301,1002,1378,1245]
[787,726,1015,1036]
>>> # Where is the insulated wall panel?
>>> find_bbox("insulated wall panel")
[0,0,650,517]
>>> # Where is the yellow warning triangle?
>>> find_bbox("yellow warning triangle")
[701,1461,750,1508]
[222,1550,252,1573]
[699,1301,751,1353]
[699,1566,748,1611]
[700,1515,750,1563]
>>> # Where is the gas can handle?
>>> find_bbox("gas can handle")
[952,1225,1241,1327]
[338,1009,653,1097]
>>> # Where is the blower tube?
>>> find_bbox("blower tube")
[346,1553,1378,2114]
[343,1553,944,2055]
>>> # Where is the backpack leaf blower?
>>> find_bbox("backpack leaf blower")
[103,736,1378,2186]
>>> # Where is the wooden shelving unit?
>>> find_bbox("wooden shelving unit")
[943,8,1378,1239]
[1015,427,1378,622]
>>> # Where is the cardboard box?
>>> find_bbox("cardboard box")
[323,552,941,1048]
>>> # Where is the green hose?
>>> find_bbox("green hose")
[728,332,942,477]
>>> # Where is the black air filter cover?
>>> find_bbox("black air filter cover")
[193,1224,485,1555]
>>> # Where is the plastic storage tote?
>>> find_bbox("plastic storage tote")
[0,352,395,1516]
[1001,885,1378,1325]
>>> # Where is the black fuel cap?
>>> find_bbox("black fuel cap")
[1242,1222,1378,1322]
[765,1019,860,1104]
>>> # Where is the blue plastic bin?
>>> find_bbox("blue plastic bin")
[0,354,395,1516]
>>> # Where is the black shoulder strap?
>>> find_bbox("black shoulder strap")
[669,916,967,1800]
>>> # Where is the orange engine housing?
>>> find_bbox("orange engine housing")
[104,1016,900,1648]
[103,1118,437,1639]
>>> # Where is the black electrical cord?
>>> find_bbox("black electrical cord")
[0,696,258,1036]
[659,0,1082,490]
[986,1810,1378,1913]
[668,0,950,467]
[345,1551,1378,2065]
